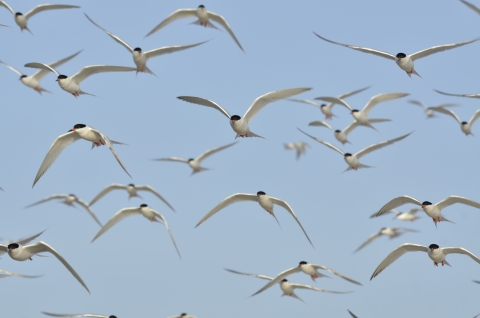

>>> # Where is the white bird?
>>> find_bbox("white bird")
[225,268,351,302]
[284,142,309,160]
[429,107,480,135]
[168,314,196,318]
[371,243,480,280]
[25,194,102,227]
[252,261,362,296]
[288,86,370,120]
[152,142,237,175]
[89,184,174,211]
[0,241,89,292]
[85,13,208,76]
[0,268,42,279]
[314,92,408,130]
[369,208,421,222]
[314,32,480,77]
[461,0,480,15]
[33,124,130,187]
[195,191,314,248]
[24,62,136,97]
[407,100,458,118]
[144,5,244,52]
[434,89,480,99]
[353,227,419,253]
[92,204,181,259]
[0,1,79,34]
[308,119,389,145]
[298,128,411,171]
[374,195,480,227]
[0,230,46,256]
[177,87,311,138]
[42,313,116,318]
[0,50,81,94]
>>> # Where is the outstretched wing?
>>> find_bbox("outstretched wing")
[91,207,140,242]
[71,65,136,84]
[195,142,237,163]
[338,86,371,99]
[0,1,15,15]
[135,185,175,212]
[208,11,244,52]
[42,313,107,318]
[290,283,352,294]
[0,60,23,76]
[375,196,422,217]
[313,96,353,111]
[311,264,362,285]
[91,127,131,178]
[224,268,274,281]
[24,4,79,21]
[251,266,300,296]
[74,198,103,227]
[84,13,133,52]
[145,41,208,61]
[25,194,68,208]
[354,132,411,159]
[24,62,60,76]
[144,8,197,37]
[308,121,334,131]
[298,128,345,155]
[177,96,231,119]
[353,232,382,253]
[461,0,480,14]
[436,196,480,211]
[362,93,409,117]
[89,184,127,206]
[195,193,257,227]
[428,107,461,124]
[32,50,82,82]
[434,89,480,99]
[411,38,480,61]
[443,247,480,264]
[152,210,181,259]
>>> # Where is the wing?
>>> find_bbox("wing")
[348,310,359,318]
[42,313,107,318]
[84,13,133,52]
[290,283,352,294]
[33,50,82,81]
[434,89,480,99]
[375,196,422,217]
[195,193,258,227]
[435,103,458,108]
[343,121,360,136]
[224,268,274,281]
[0,1,14,15]
[337,86,371,99]
[134,185,175,212]
[313,32,395,60]
[308,121,334,131]
[152,210,181,259]
[407,208,420,215]
[0,268,42,279]
[428,107,461,124]
[177,96,231,119]
[0,60,22,76]
[353,232,382,253]
[91,207,140,242]
[370,243,428,280]
[25,241,89,292]
[24,194,68,208]
[251,266,300,296]
[354,132,411,159]
[443,247,480,264]
[89,184,128,206]
[436,196,480,210]
[411,38,480,61]
[24,62,60,76]
[92,127,131,178]
[461,0,480,14]
[208,11,244,52]
[408,100,427,109]
[71,65,136,84]
[468,109,480,126]
[152,157,189,163]
[270,197,314,248]
[288,99,321,108]
[243,88,311,124]
[369,210,394,218]
[74,198,103,227]
[195,142,237,163]
[144,8,197,37]
[313,96,353,111]
[392,227,419,233]
[297,128,345,155]
[144,40,208,60]
[25,4,79,20]
[311,264,362,285]
[362,93,409,116]
[33,131,81,187]
[0,244,6,253]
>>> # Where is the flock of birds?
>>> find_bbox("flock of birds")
[1,0,480,317]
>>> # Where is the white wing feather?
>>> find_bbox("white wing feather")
[208,11,244,52]
[375,196,422,217]
[89,184,128,206]
[410,38,480,61]
[195,142,237,163]
[354,132,411,159]
[24,4,79,21]
[91,207,140,242]
[177,96,231,119]
[91,127,131,178]
[144,8,197,37]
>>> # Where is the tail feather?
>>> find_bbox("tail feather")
[144,66,159,78]
[412,69,422,78]
[440,215,455,224]
[190,20,219,30]
[79,90,96,97]
[443,259,452,267]
[343,163,373,173]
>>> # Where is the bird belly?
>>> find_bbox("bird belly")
[188,160,201,171]
[59,79,80,94]
[22,77,40,89]
[395,57,414,72]
[301,265,317,276]
[280,282,294,294]
[133,53,146,70]
[197,9,209,22]
[428,250,445,263]
[423,206,440,218]
[321,106,333,117]
[258,196,273,212]
[15,15,27,28]
[230,119,249,135]
[344,156,359,168]
[8,248,33,261]
[76,128,101,142]
[461,124,470,135]
[335,132,347,144]
[141,209,155,221]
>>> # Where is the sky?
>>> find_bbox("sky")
[1,0,480,317]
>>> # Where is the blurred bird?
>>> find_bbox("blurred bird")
[42,313,116,318]
[353,227,419,253]
[284,142,309,160]
[307,120,388,145]
[434,89,480,99]
[461,0,480,15]
[429,107,480,135]
[369,208,421,222]
[407,100,458,118]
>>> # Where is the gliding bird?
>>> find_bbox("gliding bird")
[284,142,309,160]
[407,100,458,118]
[353,227,419,253]
[429,107,480,135]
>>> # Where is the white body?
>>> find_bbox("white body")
[280,280,295,295]
[334,131,348,144]
[196,6,208,23]
[422,204,441,219]
[132,51,147,71]
[395,55,414,73]
[20,76,41,90]
[230,118,250,137]
[14,14,27,29]
[57,77,80,95]
[299,264,319,278]
[351,111,369,125]
[188,159,202,172]
[8,245,33,261]
[344,155,360,169]
[428,248,446,264]
[258,194,274,213]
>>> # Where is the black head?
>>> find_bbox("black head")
[257,191,266,196]
[134,47,142,52]
[334,129,341,133]
[461,121,468,125]
[320,104,326,108]
[181,314,187,317]
[109,316,117,318]
[69,194,76,197]
[188,158,194,162]
[429,244,439,249]
[198,5,205,8]
[56,74,68,81]
[140,204,148,208]
[20,75,27,79]
[73,124,86,129]
[344,153,352,157]
[15,12,23,16]
[128,183,135,187]
[421,201,432,206]
[298,261,307,265]
[230,115,241,121]
[281,278,288,282]
[351,109,359,113]
[396,53,406,58]
[8,243,19,250]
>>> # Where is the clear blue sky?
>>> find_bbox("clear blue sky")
[1,0,480,317]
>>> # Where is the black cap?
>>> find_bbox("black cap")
[20,75,27,78]
[57,75,68,79]
[320,104,326,107]
[429,244,439,249]
[134,47,142,52]
[421,201,432,206]
[334,129,341,133]
[140,204,148,207]
[299,261,307,265]
[257,191,266,195]
[351,109,359,113]
[396,53,406,58]
[8,243,19,249]
[128,183,135,187]
[344,153,352,157]
[461,121,468,125]
[188,158,194,162]
[15,12,22,16]
[230,115,241,120]
[73,124,86,129]
[281,278,288,282]
[198,5,205,8]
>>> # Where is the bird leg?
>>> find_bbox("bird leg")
[434,262,438,266]
[30,257,32,261]
[441,261,445,266]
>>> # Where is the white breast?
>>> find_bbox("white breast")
[395,56,414,72]
[58,78,80,94]
[21,76,40,89]
[8,246,33,261]
[257,195,273,212]
[15,15,27,28]
[428,249,445,263]
[230,118,249,136]
[76,127,101,142]
[132,51,146,69]
[196,8,209,22]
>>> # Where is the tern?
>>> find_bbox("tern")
[92,204,181,259]
[85,13,208,76]
[33,124,130,187]
[144,5,244,52]
[25,194,102,227]
[461,0,480,15]
[152,142,237,175]
[314,32,480,77]
[288,86,370,119]
[299,129,411,171]
[314,92,408,130]
[407,100,458,118]
[89,184,174,211]
[353,227,419,253]
[252,261,362,296]
[308,119,389,145]
[195,191,314,248]
[348,310,359,318]
[42,313,116,318]
[369,208,421,222]
[0,241,89,292]
[284,142,309,160]
[373,195,480,226]
[428,107,480,135]
[370,243,480,280]
[0,230,46,256]
[0,50,81,94]
[24,62,136,97]
[178,87,311,138]
[0,1,79,34]
[434,89,480,99]
[225,269,351,302]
